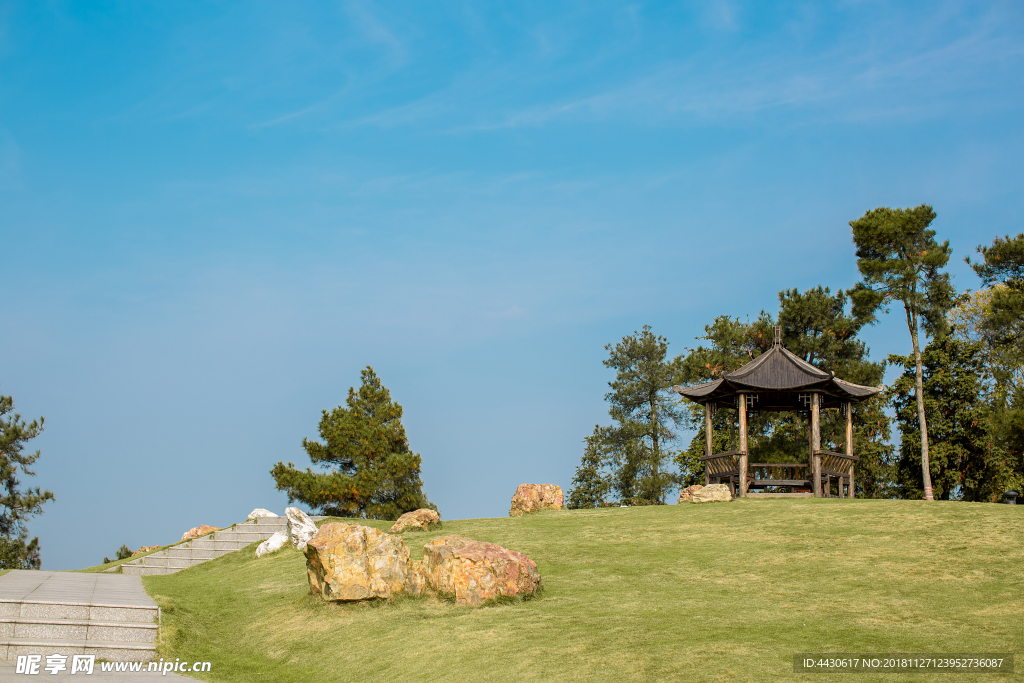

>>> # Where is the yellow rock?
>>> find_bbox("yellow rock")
[305,523,421,601]
[509,484,563,517]
[422,535,541,606]
[389,508,441,533]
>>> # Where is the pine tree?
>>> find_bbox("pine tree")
[601,326,683,504]
[0,391,55,569]
[270,367,434,520]
[569,326,683,506]
[850,205,955,500]
[103,544,134,565]
[566,427,612,508]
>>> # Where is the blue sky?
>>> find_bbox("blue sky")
[1,1,1020,570]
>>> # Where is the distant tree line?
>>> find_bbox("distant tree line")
[568,206,1024,506]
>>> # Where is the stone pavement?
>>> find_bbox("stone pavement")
[0,571,159,664]
[0,571,155,609]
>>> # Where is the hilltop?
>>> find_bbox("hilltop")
[139,499,1022,683]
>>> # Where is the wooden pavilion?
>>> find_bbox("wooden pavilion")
[673,327,883,498]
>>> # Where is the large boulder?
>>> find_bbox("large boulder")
[285,507,318,550]
[248,508,279,519]
[677,485,704,503]
[256,531,288,558]
[509,484,564,517]
[181,525,220,541]
[389,509,441,533]
[690,483,732,503]
[422,535,541,606]
[304,523,424,601]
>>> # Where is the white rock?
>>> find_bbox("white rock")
[248,508,279,519]
[286,507,318,550]
[690,484,732,503]
[255,531,288,558]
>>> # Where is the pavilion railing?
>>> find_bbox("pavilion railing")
[815,450,858,498]
[700,451,858,498]
[699,451,740,484]
[748,463,810,487]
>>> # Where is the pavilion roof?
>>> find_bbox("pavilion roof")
[672,342,883,410]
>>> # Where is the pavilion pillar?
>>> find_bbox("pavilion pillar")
[845,401,854,499]
[811,393,821,497]
[704,404,713,486]
[738,393,748,498]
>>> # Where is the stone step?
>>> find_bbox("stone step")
[0,601,158,625]
[243,517,289,527]
[130,557,205,569]
[117,513,312,576]
[0,617,157,643]
[0,637,156,663]
[180,538,253,551]
[211,531,268,542]
[0,571,161,664]
[158,547,236,561]
[119,565,180,576]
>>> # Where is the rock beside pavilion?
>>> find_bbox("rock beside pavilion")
[677,485,704,503]
[389,508,441,533]
[509,484,564,517]
[690,484,732,503]
[304,523,425,601]
[422,535,541,606]
[181,525,220,541]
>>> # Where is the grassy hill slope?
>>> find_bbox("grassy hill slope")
[141,499,1022,683]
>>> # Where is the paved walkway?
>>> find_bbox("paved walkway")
[0,571,155,608]
[0,571,194,680]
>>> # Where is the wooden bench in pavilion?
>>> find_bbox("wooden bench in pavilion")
[676,327,881,499]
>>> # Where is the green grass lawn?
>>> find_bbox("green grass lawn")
[141,499,1022,683]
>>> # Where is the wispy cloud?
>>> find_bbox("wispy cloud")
[451,4,1024,130]
[342,0,407,67]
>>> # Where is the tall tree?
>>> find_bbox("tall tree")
[602,326,684,504]
[270,367,434,520]
[0,391,55,569]
[567,326,683,506]
[850,205,955,501]
[890,333,1010,501]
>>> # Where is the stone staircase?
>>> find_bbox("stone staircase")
[0,571,160,663]
[120,516,289,576]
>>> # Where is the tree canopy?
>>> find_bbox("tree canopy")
[0,391,55,569]
[966,233,1024,486]
[890,332,1010,501]
[270,367,434,520]
[968,233,1024,349]
[850,204,954,500]
[567,326,683,507]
